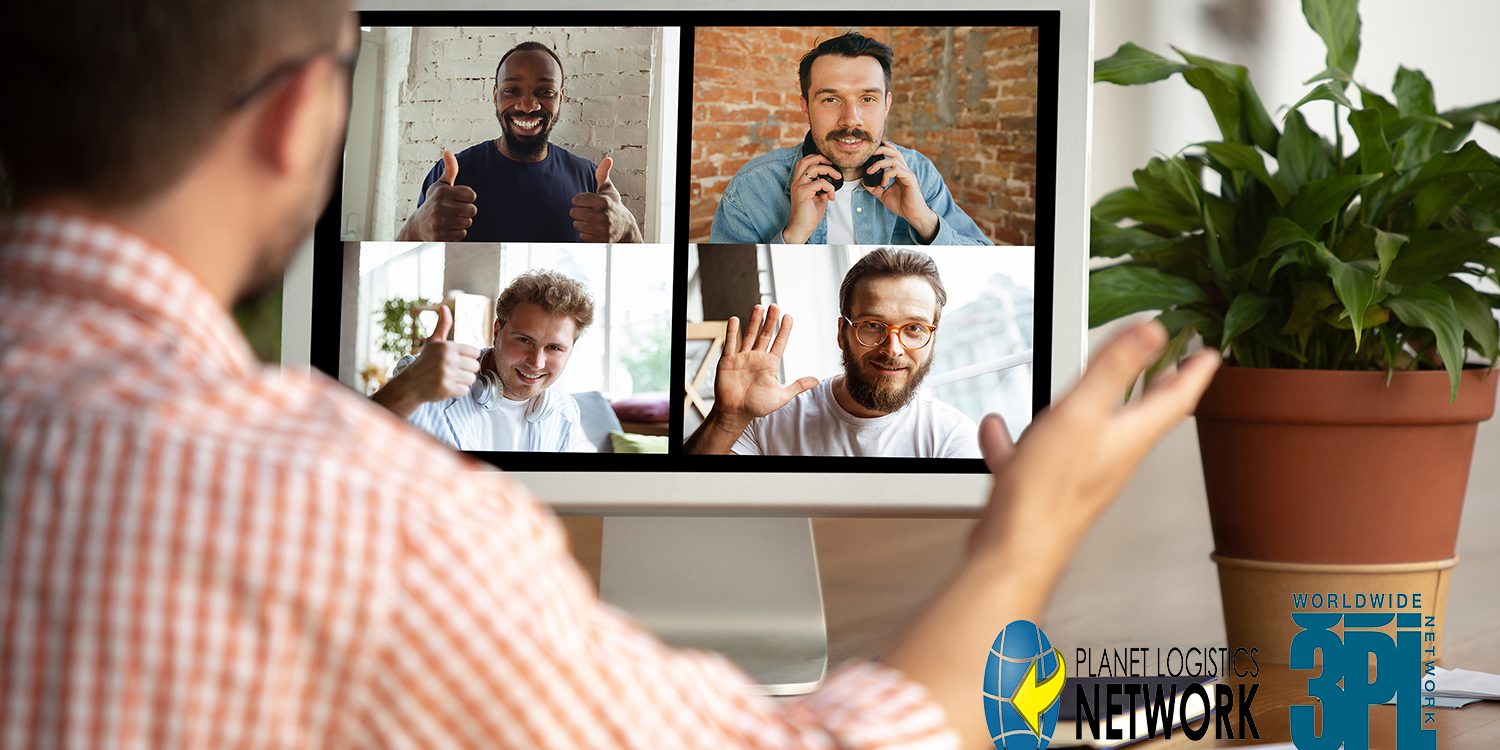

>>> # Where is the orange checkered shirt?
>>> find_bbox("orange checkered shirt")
[0,211,957,749]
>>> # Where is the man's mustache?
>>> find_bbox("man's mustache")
[825,128,874,143]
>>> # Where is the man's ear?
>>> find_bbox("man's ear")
[835,317,847,352]
[251,56,337,177]
[492,84,499,106]
[884,91,893,115]
[799,96,808,116]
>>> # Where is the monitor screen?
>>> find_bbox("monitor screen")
[306,7,1090,511]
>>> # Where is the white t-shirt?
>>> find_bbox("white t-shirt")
[731,377,980,458]
[470,396,594,452]
[825,182,860,244]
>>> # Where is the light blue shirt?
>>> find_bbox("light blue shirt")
[710,142,993,246]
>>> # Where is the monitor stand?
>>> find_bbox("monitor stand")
[599,517,828,695]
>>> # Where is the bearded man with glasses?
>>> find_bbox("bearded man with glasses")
[685,247,980,457]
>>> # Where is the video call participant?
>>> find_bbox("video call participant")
[2,0,1223,745]
[710,32,991,246]
[396,41,643,244]
[371,270,596,452]
[685,248,979,457]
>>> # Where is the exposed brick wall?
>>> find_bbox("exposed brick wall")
[393,27,656,239]
[690,26,1038,246]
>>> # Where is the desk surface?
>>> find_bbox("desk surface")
[811,418,1500,749]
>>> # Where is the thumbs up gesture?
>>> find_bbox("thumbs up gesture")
[397,148,479,243]
[370,305,483,419]
[570,155,644,243]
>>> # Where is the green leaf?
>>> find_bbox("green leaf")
[1409,141,1500,186]
[1252,218,1325,286]
[1394,66,1438,117]
[1374,142,1500,226]
[1386,230,1500,285]
[1285,174,1384,232]
[1090,217,1177,259]
[1133,157,1201,217]
[1202,141,1291,205]
[1175,48,1280,155]
[1374,228,1409,285]
[1385,284,1467,399]
[1303,66,1354,86]
[1444,99,1500,130]
[1379,326,1402,377]
[1182,66,1244,149]
[1277,109,1335,193]
[1321,254,1379,349]
[1291,80,1356,111]
[1259,216,1323,253]
[1281,282,1339,336]
[1436,277,1500,362]
[1223,292,1274,349]
[1393,68,1443,171]
[1413,174,1481,228]
[1092,187,1202,234]
[1360,86,1401,130]
[1347,107,1394,175]
[1302,0,1361,79]
[1089,264,1210,328]
[1094,42,1188,85]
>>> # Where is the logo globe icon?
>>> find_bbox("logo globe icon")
[983,620,1065,750]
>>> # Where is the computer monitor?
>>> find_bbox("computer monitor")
[285,0,1095,692]
[291,1,1093,515]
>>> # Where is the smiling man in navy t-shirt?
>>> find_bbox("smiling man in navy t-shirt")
[397,41,643,244]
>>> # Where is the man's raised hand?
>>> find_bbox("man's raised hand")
[711,303,819,422]
[571,156,643,243]
[369,305,483,419]
[397,148,478,243]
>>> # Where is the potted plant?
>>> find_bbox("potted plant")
[1089,0,1499,661]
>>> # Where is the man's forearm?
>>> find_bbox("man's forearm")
[882,538,1068,750]
[370,376,426,419]
[682,410,751,454]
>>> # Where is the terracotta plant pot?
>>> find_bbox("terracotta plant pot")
[1194,367,1496,662]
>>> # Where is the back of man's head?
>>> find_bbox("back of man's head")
[0,0,349,209]
[838,248,948,324]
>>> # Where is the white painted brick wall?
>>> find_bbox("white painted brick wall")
[390,27,657,240]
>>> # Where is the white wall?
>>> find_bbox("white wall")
[1091,0,1500,206]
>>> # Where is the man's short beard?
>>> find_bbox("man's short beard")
[498,109,556,159]
[840,343,935,414]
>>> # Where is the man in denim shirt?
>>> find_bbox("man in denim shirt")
[710,32,992,246]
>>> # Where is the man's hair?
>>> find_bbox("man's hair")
[838,248,948,325]
[495,41,565,87]
[0,1,349,207]
[797,31,894,101]
[495,270,595,339]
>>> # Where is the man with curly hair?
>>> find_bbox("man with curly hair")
[372,269,598,451]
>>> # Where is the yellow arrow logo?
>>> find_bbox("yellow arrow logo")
[1011,646,1066,737]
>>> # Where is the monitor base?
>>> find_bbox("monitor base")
[599,516,828,695]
